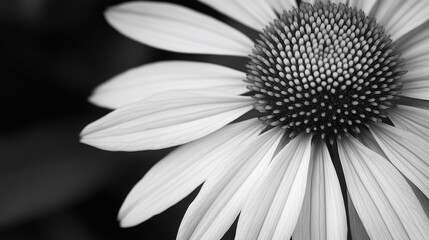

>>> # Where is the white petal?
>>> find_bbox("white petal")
[348,193,371,240]
[397,22,429,64]
[396,19,429,56]
[177,127,284,240]
[293,138,347,240]
[338,135,429,240]
[266,0,297,14]
[118,119,264,227]
[105,2,253,56]
[81,90,252,151]
[199,0,280,31]
[396,47,429,100]
[236,133,312,240]
[389,105,429,142]
[90,61,248,109]
[369,123,429,198]
[411,183,429,218]
[370,0,429,40]
[398,67,429,101]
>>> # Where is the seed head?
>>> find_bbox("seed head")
[246,2,405,139]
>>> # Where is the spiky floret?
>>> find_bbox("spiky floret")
[246,1,405,139]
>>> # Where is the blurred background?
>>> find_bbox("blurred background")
[0,0,249,239]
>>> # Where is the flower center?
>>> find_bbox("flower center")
[246,2,404,139]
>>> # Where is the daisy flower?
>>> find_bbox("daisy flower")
[81,0,429,239]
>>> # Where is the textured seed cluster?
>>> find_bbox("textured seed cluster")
[246,2,404,139]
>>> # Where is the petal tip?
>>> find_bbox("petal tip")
[103,3,131,30]
[117,205,138,228]
[79,128,115,151]
[87,92,111,109]
[104,5,118,23]
[119,217,137,228]
[118,208,151,228]
[79,133,99,149]
[79,124,95,139]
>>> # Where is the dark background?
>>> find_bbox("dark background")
[0,0,248,239]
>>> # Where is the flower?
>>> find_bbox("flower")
[81,0,429,239]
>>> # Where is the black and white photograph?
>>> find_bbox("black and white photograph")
[2,0,429,239]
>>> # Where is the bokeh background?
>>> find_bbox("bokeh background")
[0,0,251,239]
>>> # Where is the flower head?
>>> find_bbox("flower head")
[81,0,429,239]
[248,2,405,139]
